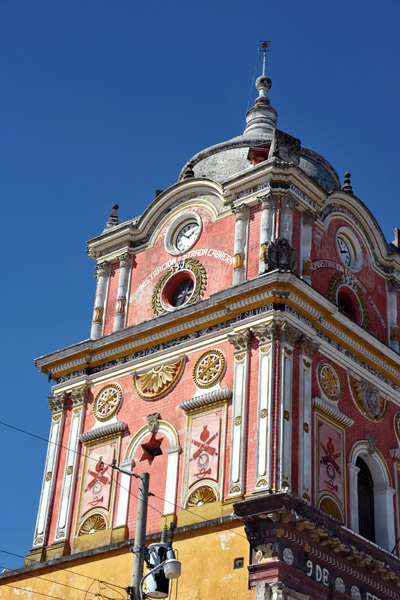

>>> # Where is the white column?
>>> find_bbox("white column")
[90,261,110,340]
[164,445,180,514]
[298,336,319,501]
[232,204,249,285]
[300,210,316,285]
[280,195,295,244]
[387,279,399,352]
[258,193,276,274]
[278,323,301,491]
[53,386,87,544]
[113,253,133,332]
[227,330,250,495]
[31,393,67,550]
[115,459,134,527]
[374,484,396,550]
[348,462,360,533]
[251,323,276,491]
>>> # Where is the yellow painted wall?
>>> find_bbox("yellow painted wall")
[0,522,255,600]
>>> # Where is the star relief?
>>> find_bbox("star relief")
[139,435,163,464]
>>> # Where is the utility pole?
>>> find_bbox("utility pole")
[131,472,149,600]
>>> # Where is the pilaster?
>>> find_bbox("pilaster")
[232,204,249,285]
[258,193,276,274]
[227,329,251,495]
[387,279,399,352]
[278,322,301,491]
[300,210,316,285]
[90,261,110,340]
[113,253,133,332]
[52,385,87,554]
[279,194,296,244]
[251,322,277,491]
[28,392,68,561]
[298,335,319,501]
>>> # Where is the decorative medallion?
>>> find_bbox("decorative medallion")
[282,547,294,566]
[93,384,122,422]
[317,362,341,401]
[187,486,216,507]
[133,358,185,400]
[193,349,226,388]
[79,514,106,536]
[152,258,206,316]
[349,375,387,421]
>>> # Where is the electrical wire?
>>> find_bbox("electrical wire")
[0,562,98,596]
[0,549,126,591]
[0,415,249,580]
[244,45,260,129]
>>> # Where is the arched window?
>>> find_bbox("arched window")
[356,457,375,542]
[348,445,395,551]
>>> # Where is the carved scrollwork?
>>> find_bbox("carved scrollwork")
[227,329,250,354]
[264,237,297,272]
[349,375,387,421]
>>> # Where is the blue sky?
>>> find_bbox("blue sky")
[1,0,399,571]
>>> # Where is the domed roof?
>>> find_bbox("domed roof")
[178,57,340,193]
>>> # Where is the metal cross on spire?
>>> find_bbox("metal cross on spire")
[259,41,271,76]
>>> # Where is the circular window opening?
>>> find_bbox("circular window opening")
[337,287,361,323]
[162,270,195,309]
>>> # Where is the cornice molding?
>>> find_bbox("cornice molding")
[79,421,127,444]
[312,396,354,428]
[179,387,232,412]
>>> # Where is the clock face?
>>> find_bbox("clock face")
[175,222,200,252]
[336,235,352,267]
[93,385,122,421]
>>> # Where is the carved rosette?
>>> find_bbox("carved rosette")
[349,375,387,421]
[264,237,297,272]
[133,358,185,400]
[317,362,341,401]
[193,349,226,388]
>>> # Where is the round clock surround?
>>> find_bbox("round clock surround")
[165,212,202,255]
[335,227,362,271]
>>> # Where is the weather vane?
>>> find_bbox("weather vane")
[259,40,271,76]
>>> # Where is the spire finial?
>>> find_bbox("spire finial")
[342,172,353,194]
[243,41,277,136]
[104,203,119,230]
[259,41,270,76]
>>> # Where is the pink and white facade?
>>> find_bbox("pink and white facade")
[28,66,400,599]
